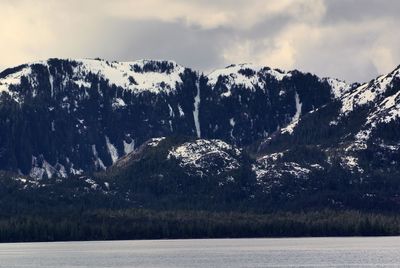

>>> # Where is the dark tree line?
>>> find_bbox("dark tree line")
[0,209,399,243]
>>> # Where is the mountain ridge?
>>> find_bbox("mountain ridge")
[0,57,349,178]
[0,58,399,212]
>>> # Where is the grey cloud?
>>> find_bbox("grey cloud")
[1,0,400,83]
[240,14,295,40]
[84,18,234,72]
[323,0,400,24]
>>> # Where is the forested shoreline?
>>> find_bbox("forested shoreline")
[0,209,399,243]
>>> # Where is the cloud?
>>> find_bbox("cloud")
[103,0,325,29]
[292,17,400,82]
[0,0,399,83]
[221,37,297,71]
[220,1,400,82]
[89,18,229,71]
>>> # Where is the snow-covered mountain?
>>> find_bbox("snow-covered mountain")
[1,58,400,210]
[0,59,199,178]
[0,58,344,179]
[253,64,400,208]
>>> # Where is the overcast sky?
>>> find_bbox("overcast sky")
[1,0,399,83]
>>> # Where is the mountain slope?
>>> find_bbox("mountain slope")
[0,58,345,179]
[0,59,200,178]
[1,58,400,212]
[252,65,400,210]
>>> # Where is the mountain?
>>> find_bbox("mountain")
[0,58,342,178]
[0,58,399,213]
[254,65,400,210]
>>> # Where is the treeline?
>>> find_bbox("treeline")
[0,209,399,243]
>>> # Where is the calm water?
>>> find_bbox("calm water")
[0,237,399,267]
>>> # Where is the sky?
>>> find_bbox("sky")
[0,0,399,83]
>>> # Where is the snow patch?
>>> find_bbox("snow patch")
[339,70,398,115]
[168,139,240,176]
[193,81,201,138]
[323,77,351,98]
[0,65,33,102]
[147,137,166,147]
[341,155,364,173]
[112,97,127,109]
[281,92,302,134]
[71,59,185,94]
[1,59,186,97]
[168,104,175,117]
[105,136,119,164]
[47,65,54,97]
[29,156,59,180]
[123,139,135,155]
[85,178,100,190]
[74,80,91,88]
[92,145,106,170]
[229,118,235,139]
[178,105,185,117]
[70,164,84,175]
[207,63,292,92]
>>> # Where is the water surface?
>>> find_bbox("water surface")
[0,237,399,267]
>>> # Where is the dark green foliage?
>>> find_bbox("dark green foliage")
[0,209,398,242]
[238,68,256,77]
[0,64,28,79]
[101,136,259,211]
[374,120,400,142]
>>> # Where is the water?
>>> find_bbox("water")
[0,237,399,267]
